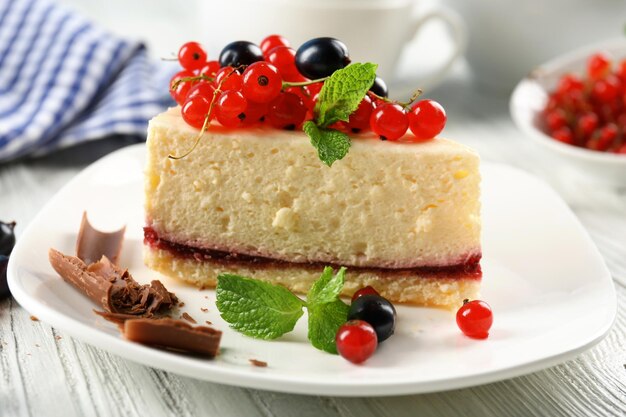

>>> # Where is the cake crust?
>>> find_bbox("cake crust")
[144,246,480,310]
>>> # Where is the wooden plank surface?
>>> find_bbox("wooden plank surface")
[1,79,625,417]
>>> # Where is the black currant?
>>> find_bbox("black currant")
[347,294,396,342]
[0,221,16,256]
[0,221,15,299]
[219,41,264,68]
[370,76,388,98]
[0,255,9,298]
[295,37,351,79]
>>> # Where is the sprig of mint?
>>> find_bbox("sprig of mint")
[215,267,349,354]
[302,63,377,166]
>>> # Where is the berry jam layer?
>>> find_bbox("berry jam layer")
[144,227,481,280]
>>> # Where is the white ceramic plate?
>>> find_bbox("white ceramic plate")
[8,144,616,397]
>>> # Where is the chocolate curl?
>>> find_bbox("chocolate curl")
[48,249,177,315]
[76,212,126,265]
[49,248,113,310]
[124,318,222,357]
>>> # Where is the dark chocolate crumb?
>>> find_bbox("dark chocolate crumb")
[205,320,212,325]
[204,296,209,299]
[181,312,197,324]
[55,336,62,341]
[200,308,208,313]
[30,316,39,321]
[249,359,267,367]
[178,302,185,307]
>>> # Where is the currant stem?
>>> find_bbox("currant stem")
[368,88,423,109]
[282,77,329,88]
[168,113,210,160]
[170,74,213,91]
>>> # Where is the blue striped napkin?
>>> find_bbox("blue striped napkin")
[0,0,175,163]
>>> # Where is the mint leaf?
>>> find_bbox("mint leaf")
[314,63,377,127]
[303,121,350,167]
[306,267,348,353]
[216,274,305,340]
[215,267,352,355]
[308,299,350,354]
[307,266,346,305]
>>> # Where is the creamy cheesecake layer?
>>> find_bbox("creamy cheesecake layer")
[145,107,481,269]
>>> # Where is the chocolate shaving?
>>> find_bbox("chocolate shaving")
[181,312,197,324]
[123,318,221,357]
[49,249,177,317]
[76,212,126,265]
[249,359,268,367]
[94,310,146,325]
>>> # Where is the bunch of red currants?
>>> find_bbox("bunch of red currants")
[543,52,626,154]
[170,35,447,141]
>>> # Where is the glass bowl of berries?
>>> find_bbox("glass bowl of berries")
[510,39,626,190]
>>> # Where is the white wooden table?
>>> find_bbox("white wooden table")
[1,74,625,416]
[2,0,626,412]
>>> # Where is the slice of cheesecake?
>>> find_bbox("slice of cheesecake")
[144,107,481,309]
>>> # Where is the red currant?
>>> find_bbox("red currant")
[266,46,306,82]
[328,121,349,133]
[285,86,314,110]
[370,103,409,141]
[260,34,290,55]
[267,92,307,129]
[594,123,619,151]
[242,62,283,103]
[178,41,207,71]
[587,52,612,80]
[170,70,196,105]
[198,60,220,78]
[408,99,447,139]
[351,286,379,303]
[592,75,621,102]
[181,95,211,129]
[556,73,584,96]
[456,299,493,339]
[552,127,574,145]
[545,109,567,131]
[186,82,216,101]
[335,320,378,364]
[216,90,247,117]
[214,67,243,91]
[307,82,324,97]
[617,59,626,81]
[577,112,599,136]
[241,102,268,126]
[216,111,245,129]
[347,96,374,133]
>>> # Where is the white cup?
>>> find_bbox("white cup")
[202,0,466,90]
[445,0,626,93]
